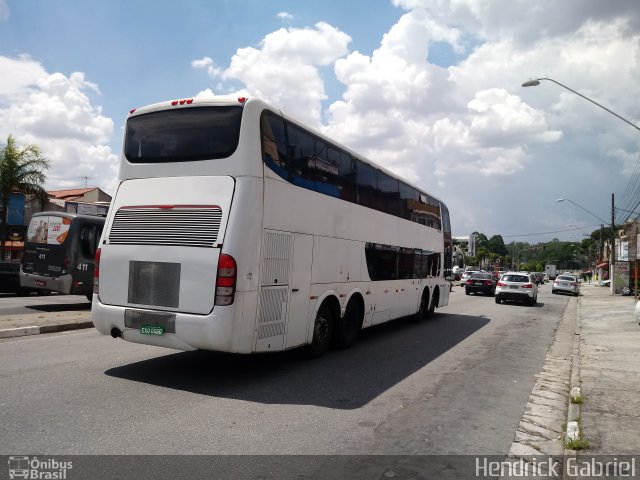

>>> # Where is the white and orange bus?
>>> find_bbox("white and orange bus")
[92,96,452,356]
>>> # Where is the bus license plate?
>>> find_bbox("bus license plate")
[140,324,165,336]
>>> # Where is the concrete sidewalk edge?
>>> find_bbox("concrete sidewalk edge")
[0,321,94,339]
[561,295,582,479]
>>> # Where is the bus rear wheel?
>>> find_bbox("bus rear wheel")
[335,298,363,349]
[305,304,334,358]
[427,289,438,317]
[414,290,429,322]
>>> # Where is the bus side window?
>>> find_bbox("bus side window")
[398,248,414,280]
[356,161,378,211]
[378,172,399,217]
[412,249,423,279]
[79,225,98,258]
[261,113,289,178]
[336,152,357,202]
[287,124,315,186]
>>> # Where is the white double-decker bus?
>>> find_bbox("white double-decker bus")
[92,96,452,356]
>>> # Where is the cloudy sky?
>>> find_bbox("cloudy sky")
[1,0,639,242]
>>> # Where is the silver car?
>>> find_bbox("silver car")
[459,270,479,286]
[552,274,580,296]
[495,272,538,305]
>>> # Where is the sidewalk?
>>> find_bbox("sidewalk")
[504,282,640,476]
[578,284,640,454]
[0,308,92,338]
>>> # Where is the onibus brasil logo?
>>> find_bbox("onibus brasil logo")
[8,456,72,479]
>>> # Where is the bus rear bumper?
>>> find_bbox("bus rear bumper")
[20,272,72,294]
[91,293,257,353]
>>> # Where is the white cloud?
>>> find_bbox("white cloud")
[0,56,118,194]
[194,22,351,126]
[191,56,222,77]
[277,11,293,21]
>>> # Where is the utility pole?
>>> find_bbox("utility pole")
[611,193,615,295]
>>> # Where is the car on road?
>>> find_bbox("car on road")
[459,270,479,286]
[552,274,580,296]
[495,272,538,305]
[532,272,546,284]
[464,272,497,296]
[0,262,46,296]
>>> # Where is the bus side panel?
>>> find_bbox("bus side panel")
[219,176,264,351]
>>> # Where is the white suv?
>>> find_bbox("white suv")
[495,272,538,306]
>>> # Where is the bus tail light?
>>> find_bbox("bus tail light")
[93,248,101,295]
[215,253,237,306]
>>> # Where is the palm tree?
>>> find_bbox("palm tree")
[0,135,50,260]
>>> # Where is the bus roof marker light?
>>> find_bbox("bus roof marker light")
[129,108,136,114]
[238,97,247,104]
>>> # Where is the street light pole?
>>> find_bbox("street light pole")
[522,78,640,132]
[524,77,638,295]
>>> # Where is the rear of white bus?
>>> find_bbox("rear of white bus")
[91,97,265,353]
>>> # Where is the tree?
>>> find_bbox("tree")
[0,135,50,259]
[487,235,508,256]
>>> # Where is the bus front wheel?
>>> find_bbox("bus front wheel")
[305,304,334,358]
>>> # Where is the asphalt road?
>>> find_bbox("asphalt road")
[0,293,90,316]
[0,284,569,461]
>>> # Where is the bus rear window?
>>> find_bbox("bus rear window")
[125,106,243,163]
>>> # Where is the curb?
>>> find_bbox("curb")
[0,321,94,339]
[561,295,582,479]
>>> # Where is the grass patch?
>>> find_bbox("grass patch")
[565,437,590,450]
[570,394,584,404]
[564,416,589,450]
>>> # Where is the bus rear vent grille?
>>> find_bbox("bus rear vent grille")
[109,206,222,247]
[257,285,287,339]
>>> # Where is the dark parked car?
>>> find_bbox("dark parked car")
[0,262,46,295]
[464,272,497,296]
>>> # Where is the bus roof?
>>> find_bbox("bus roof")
[126,96,447,209]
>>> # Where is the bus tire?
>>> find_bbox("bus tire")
[413,289,430,322]
[427,287,439,317]
[305,304,334,358]
[335,297,363,349]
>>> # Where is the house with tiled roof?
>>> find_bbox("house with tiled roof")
[24,187,111,226]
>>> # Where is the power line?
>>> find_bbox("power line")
[501,224,601,239]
